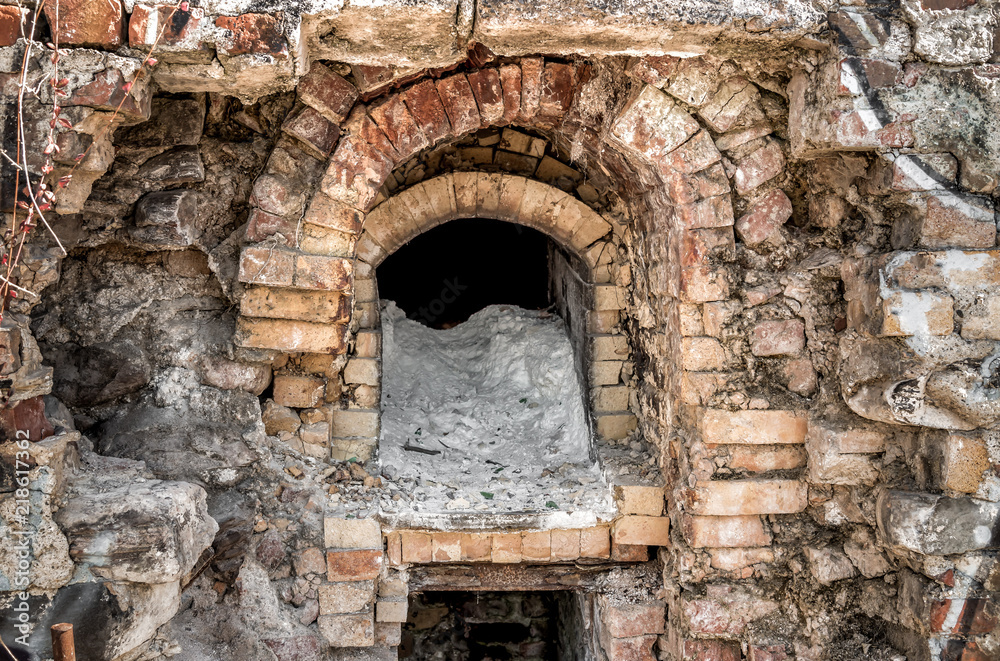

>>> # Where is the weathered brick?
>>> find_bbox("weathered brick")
[236,318,347,354]
[301,193,364,235]
[435,74,481,137]
[962,296,1000,340]
[246,208,296,246]
[331,409,379,438]
[908,193,997,249]
[318,581,373,614]
[681,337,726,371]
[467,68,505,126]
[699,78,758,133]
[521,531,551,562]
[214,13,287,57]
[282,106,340,159]
[612,516,670,546]
[431,532,462,562]
[293,254,353,291]
[682,227,734,269]
[677,195,735,229]
[590,361,623,387]
[273,373,325,408]
[401,79,452,144]
[239,246,295,286]
[610,541,648,562]
[539,62,575,118]
[44,0,123,49]
[611,86,699,176]
[598,597,666,637]
[626,56,678,88]
[518,57,544,123]
[615,486,665,516]
[376,600,408,623]
[680,265,730,303]
[663,130,722,175]
[375,621,402,647]
[298,62,359,124]
[683,639,741,661]
[492,533,523,563]
[499,64,522,124]
[686,480,808,516]
[326,549,382,581]
[325,517,381,550]
[880,291,954,336]
[701,409,808,445]
[734,141,785,195]
[241,287,349,325]
[735,189,792,245]
[580,526,611,559]
[368,94,428,161]
[709,547,775,571]
[595,412,638,441]
[682,592,780,636]
[400,532,432,563]
[318,613,374,647]
[462,533,492,562]
[343,358,379,387]
[729,446,807,472]
[602,635,656,661]
[550,529,581,561]
[682,515,772,548]
[0,6,29,47]
[592,385,630,412]
[750,319,805,356]
[129,4,203,49]
[321,132,394,211]
[942,432,992,494]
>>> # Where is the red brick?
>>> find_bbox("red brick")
[44,0,122,48]
[749,644,791,661]
[682,515,772,548]
[215,13,286,57]
[129,4,202,48]
[401,80,452,144]
[610,541,648,562]
[435,74,481,137]
[734,141,785,195]
[368,94,428,161]
[0,326,21,377]
[735,189,792,245]
[343,106,399,161]
[626,56,678,87]
[0,6,29,46]
[294,254,353,291]
[499,64,522,125]
[834,111,913,149]
[750,319,805,356]
[282,106,340,159]
[239,246,295,286]
[930,598,999,635]
[250,173,301,217]
[683,639,741,661]
[600,599,665,637]
[65,68,150,122]
[326,549,382,581]
[303,193,364,234]
[247,208,297,245]
[298,62,359,125]
[539,62,575,118]
[603,635,656,661]
[612,86,700,174]
[321,133,394,210]
[677,195,735,229]
[682,228,734,268]
[0,397,53,443]
[917,193,997,249]
[401,532,432,563]
[519,57,544,123]
[351,64,396,97]
[664,131,722,175]
[467,68,505,126]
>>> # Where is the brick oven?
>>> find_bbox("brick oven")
[0,0,999,659]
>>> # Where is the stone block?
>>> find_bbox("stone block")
[131,189,199,247]
[698,78,757,133]
[375,621,402,646]
[663,130,721,175]
[298,62,359,124]
[319,581,374,614]
[701,409,807,445]
[708,547,774,571]
[273,374,325,408]
[901,192,997,250]
[961,297,1000,341]
[325,517,381,550]
[330,438,377,463]
[878,490,1000,555]
[318,613,374,647]
[612,516,670,547]
[804,546,857,586]
[676,195,735,230]
[685,480,808,516]
[327,549,382,581]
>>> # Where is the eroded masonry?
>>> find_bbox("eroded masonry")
[1,0,999,659]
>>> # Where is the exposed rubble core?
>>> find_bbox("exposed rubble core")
[0,0,999,659]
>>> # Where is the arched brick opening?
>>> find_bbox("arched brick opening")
[330,172,631,464]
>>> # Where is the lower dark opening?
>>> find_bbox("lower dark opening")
[402,591,590,661]
[377,219,551,328]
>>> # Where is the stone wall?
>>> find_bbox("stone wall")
[0,0,998,659]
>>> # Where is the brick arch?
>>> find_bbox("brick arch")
[233,58,732,357]
[331,172,631,461]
